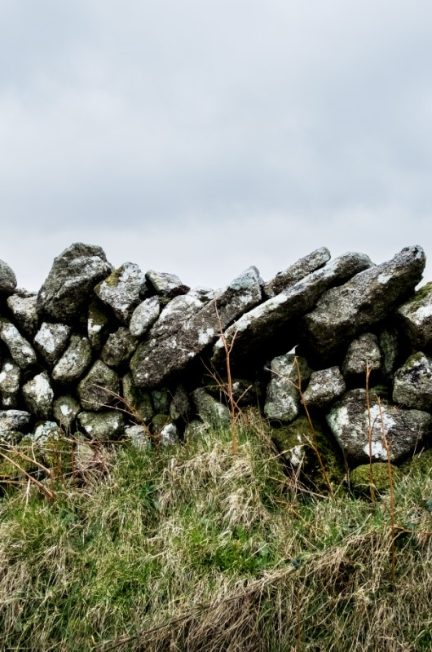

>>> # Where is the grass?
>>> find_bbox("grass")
[0,411,432,651]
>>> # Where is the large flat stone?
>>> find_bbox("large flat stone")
[264,247,331,298]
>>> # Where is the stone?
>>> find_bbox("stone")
[129,296,161,337]
[32,421,64,443]
[397,282,432,351]
[350,463,401,494]
[151,388,170,414]
[303,246,425,359]
[53,395,81,431]
[122,373,154,423]
[124,424,150,449]
[192,388,230,427]
[159,422,178,445]
[184,420,210,440]
[0,360,20,408]
[264,354,311,423]
[94,262,147,323]
[378,328,399,378]
[78,410,124,440]
[78,360,120,411]
[169,385,190,421]
[37,242,112,322]
[52,335,93,383]
[87,300,110,350]
[6,293,38,337]
[131,266,262,388]
[326,388,432,464]
[22,372,54,419]
[264,247,331,298]
[0,410,31,437]
[101,327,137,367]
[0,319,37,370]
[212,253,372,367]
[145,270,189,298]
[34,322,71,366]
[302,367,346,408]
[393,352,432,411]
[0,259,17,294]
[342,333,382,377]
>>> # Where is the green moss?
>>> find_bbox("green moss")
[350,462,401,495]
[102,267,122,288]
[151,414,171,434]
[0,437,38,481]
[401,449,432,475]
[403,282,432,308]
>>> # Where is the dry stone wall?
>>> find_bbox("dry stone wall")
[1,242,432,480]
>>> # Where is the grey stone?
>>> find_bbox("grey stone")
[145,270,189,298]
[94,262,147,323]
[342,333,382,377]
[379,328,400,378]
[34,322,71,366]
[78,360,120,412]
[0,319,37,369]
[33,421,64,443]
[52,335,92,383]
[53,395,81,430]
[264,354,311,423]
[6,293,38,337]
[160,422,178,445]
[131,266,262,388]
[22,372,54,419]
[398,282,432,351]
[124,424,150,449]
[122,373,154,423]
[129,296,161,337]
[184,420,210,440]
[193,388,230,427]
[0,410,31,437]
[393,352,432,411]
[0,360,20,407]
[151,388,170,414]
[303,367,346,408]
[303,246,425,359]
[169,385,190,421]
[326,388,432,463]
[101,327,138,367]
[0,259,17,294]
[78,410,124,440]
[87,300,110,350]
[264,247,331,298]
[212,253,372,367]
[37,243,112,321]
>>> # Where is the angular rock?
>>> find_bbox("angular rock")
[53,395,81,431]
[33,421,64,443]
[303,367,346,409]
[87,300,111,350]
[212,253,372,367]
[378,328,399,378]
[0,410,31,436]
[326,389,432,463]
[131,266,262,388]
[0,360,20,408]
[122,373,154,423]
[264,247,331,298]
[129,296,161,338]
[145,270,189,298]
[192,388,230,427]
[169,385,190,421]
[94,262,147,323]
[0,319,37,369]
[398,281,432,351]
[52,335,92,383]
[264,354,311,423]
[393,352,432,411]
[37,243,112,322]
[124,424,150,449]
[78,410,124,440]
[78,360,120,411]
[101,327,137,367]
[303,246,425,359]
[159,422,178,445]
[0,259,17,294]
[342,333,382,377]
[6,293,38,337]
[151,388,170,414]
[34,322,71,366]
[22,372,54,419]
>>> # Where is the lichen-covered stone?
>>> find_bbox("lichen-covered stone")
[22,372,54,419]
[192,388,230,427]
[184,420,210,440]
[397,281,432,351]
[160,422,178,445]
[393,352,432,411]
[303,246,425,359]
[101,327,137,367]
[6,293,38,337]
[0,360,20,408]
[151,388,170,414]
[122,373,154,423]
[145,270,189,298]
[0,410,31,438]
[326,388,432,464]
[264,354,310,423]
[342,333,382,377]
[124,424,150,449]
[87,300,110,350]
[32,421,64,443]
[78,360,120,412]
[264,247,331,298]
[94,262,147,323]
[37,243,112,322]
[303,367,346,408]
[34,322,71,366]
[350,462,401,494]
[0,259,17,294]
[169,385,190,421]
[52,335,92,383]
[378,328,399,378]
[78,410,124,440]
[0,319,37,370]
[53,395,81,431]
[129,296,161,337]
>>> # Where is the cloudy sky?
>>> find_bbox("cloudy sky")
[1,0,431,290]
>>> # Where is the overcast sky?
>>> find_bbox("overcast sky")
[1,0,431,291]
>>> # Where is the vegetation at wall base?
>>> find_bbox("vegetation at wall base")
[0,411,431,651]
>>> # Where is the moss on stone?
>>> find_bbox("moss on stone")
[151,414,171,434]
[403,281,432,308]
[350,462,401,494]
[102,267,123,288]
[401,449,432,476]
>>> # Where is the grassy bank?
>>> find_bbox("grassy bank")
[1,412,432,651]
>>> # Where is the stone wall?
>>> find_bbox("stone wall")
[1,242,432,477]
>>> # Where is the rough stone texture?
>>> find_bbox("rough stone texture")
[0,361,20,408]
[145,270,189,298]
[22,372,54,419]
[78,360,120,412]
[87,300,110,350]
[303,367,346,408]
[52,336,92,383]
[129,296,161,337]
[122,373,154,423]
[159,422,178,445]
[33,421,64,443]
[397,282,432,351]
[169,385,190,421]
[0,319,37,370]
[264,247,331,298]
[326,389,432,463]
[193,388,230,426]
[6,293,38,337]
[131,266,262,388]
[78,410,124,440]
[342,333,382,377]
[53,395,81,430]
[303,246,426,359]
[94,262,146,323]
[101,327,137,367]
[124,424,150,449]
[264,354,311,423]
[212,253,372,367]
[393,352,432,411]
[151,389,170,414]
[379,328,399,379]
[0,410,31,436]
[34,322,71,366]
[0,259,17,294]
[37,243,112,321]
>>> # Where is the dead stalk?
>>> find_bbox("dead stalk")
[377,397,397,584]
[365,363,376,504]
[214,301,239,454]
